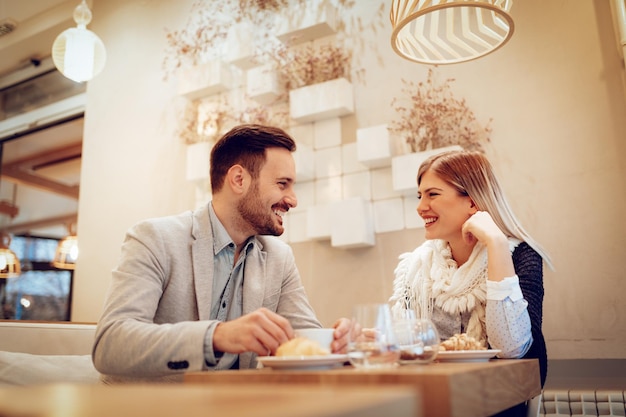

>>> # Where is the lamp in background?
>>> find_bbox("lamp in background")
[53,224,79,270]
[390,0,514,65]
[52,0,106,83]
[0,233,20,279]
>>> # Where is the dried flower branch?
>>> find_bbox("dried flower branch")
[269,43,352,90]
[164,0,386,144]
[177,100,201,145]
[238,0,289,13]
[162,2,232,79]
[163,0,384,83]
[177,96,235,145]
[163,0,296,81]
[389,68,491,153]
[234,98,290,132]
[196,96,237,142]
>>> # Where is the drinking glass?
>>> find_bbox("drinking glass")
[347,303,400,368]
[394,318,440,365]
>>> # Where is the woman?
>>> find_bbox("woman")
[389,150,552,416]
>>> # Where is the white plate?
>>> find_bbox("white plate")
[257,354,349,370]
[437,349,501,362]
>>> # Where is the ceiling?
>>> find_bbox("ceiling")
[0,0,75,77]
[0,0,83,239]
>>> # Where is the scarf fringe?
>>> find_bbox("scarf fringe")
[390,240,491,344]
[390,238,522,346]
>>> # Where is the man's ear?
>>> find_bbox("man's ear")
[226,165,248,194]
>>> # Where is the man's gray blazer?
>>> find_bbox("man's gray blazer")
[92,204,321,383]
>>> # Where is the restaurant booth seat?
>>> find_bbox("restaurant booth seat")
[0,321,101,386]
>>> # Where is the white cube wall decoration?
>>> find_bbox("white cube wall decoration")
[293,181,315,212]
[373,198,405,233]
[343,171,371,200]
[196,100,230,139]
[357,124,393,168]
[314,117,341,149]
[371,168,404,201]
[177,60,233,100]
[289,123,314,147]
[246,64,284,104]
[315,176,342,205]
[392,145,463,194]
[186,142,211,181]
[193,182,211,211]
[306,204,332,240]
[289,78,354,123]
[314,146,342,179]
[293,144,315,182]
[330,197,375,248]
[225,22,258,69]
[342,143,368,174]
[275,0,337,45]
[403,196,425,229]
[287,211,308,243]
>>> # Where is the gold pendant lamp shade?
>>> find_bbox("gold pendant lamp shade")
[52,235,79,270]
[0,234,20,279]
[390,0,514,65]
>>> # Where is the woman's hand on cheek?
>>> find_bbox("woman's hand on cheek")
[462,211,505,245]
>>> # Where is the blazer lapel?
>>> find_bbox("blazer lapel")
[191,207,214,321]
[242,240,267,315]
[240,240,267,370]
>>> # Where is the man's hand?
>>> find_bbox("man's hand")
[330,317,352,354]
[212,307,294,356]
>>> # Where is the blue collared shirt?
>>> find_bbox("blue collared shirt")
[204,202,255,369]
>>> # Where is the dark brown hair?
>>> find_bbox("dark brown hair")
[210,124,296,192]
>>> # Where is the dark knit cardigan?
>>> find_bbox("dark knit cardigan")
[511,242,547,387]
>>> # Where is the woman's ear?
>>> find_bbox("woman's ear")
[468,198,479,215]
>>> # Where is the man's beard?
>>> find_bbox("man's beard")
[237,183,284,236]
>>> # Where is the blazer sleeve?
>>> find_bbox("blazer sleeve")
[256,236,322,329]
[92,215,211,381]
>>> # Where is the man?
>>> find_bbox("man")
[93,124,350,383]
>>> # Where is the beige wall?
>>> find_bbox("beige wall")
[73,0,626,360]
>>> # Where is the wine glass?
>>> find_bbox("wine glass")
[347,303,400,368]
[394,317,440,365]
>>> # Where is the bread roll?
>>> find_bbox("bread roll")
[439,333,485,351]
[275,337,330,357]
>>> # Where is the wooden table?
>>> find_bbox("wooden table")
[185,359,541,417]
[0,383,418,417]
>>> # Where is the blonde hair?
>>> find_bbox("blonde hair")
[418,150,553,269]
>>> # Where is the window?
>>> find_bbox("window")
[0,235,73,321]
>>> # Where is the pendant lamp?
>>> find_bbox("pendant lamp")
[51,0,106,83]
[390,0,514,65]
[0,233,20,279]
[52,234,79,270]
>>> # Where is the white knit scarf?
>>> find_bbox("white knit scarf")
[390,239,489,346]
[390,238,521,347]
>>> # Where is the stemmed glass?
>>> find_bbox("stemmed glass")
[393,314,440,365]
[347,303,400,368]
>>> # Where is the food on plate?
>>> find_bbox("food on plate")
[439,333,486,351]
[275,337,330,357]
